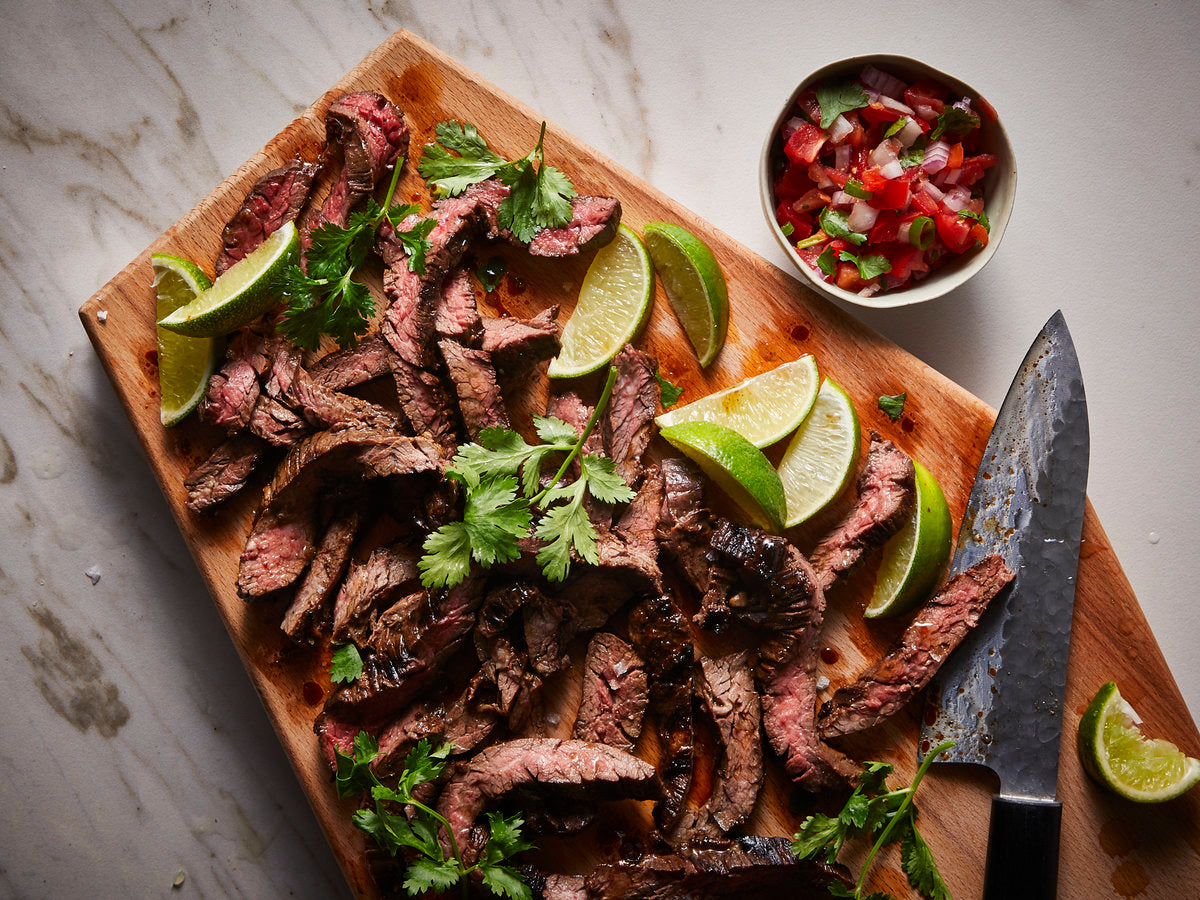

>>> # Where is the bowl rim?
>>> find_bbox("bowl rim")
[759,53,1017,309]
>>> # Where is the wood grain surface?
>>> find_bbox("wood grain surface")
[78,30,1200,899]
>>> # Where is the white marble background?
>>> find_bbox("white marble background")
[1,1,1197,896]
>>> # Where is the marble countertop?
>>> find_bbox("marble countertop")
[2,1,1197,896]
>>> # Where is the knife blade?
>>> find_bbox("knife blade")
[919,310,1088,900]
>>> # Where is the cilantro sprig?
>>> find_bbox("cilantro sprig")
[839,251,892,282]
[815,82,870,130]
[879,392,907,421]
[275,160,436,349]
[419,121,578,243]
[330,643,363,684]
[336,733,532,899]
[793,741,954,900]
[419,367,635,589]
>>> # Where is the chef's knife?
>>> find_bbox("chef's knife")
[919,310,1088,900]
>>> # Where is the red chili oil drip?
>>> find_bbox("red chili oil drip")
[919,739,930,755]
[302,681,324,705]
[789,323,810,342]
[819,647,840,665]
[505,273,526,296]
[924,706,938,727]
[901,416,915,433]
[145,349,159,367]
[491,294,511,318]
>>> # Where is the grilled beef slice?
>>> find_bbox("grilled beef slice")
[438,338,510,438]
[330,543,422,643]
[709,521,856,792]
[480,307,561,373]
[601,345,659,487]
[819,555,1015,738]
[695,651,763,834]
[596,463,664,591]
[537,836,849,900]
[458,178,622,257]
[436,738,661,864]
[628,592,695,831]
[572,632,648,752]
[522,577,625,677]
[434,266,483,344]
[200,325,272,430]
[248,395,310,447]
[317,92,409,229]
[281,502,365,641]
[809,433,915,591]
[309,332,392,390]
[184,433,266,511]
[236,427,440,599]
[215,157,318,275]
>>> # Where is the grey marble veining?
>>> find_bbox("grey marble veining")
[2,1,1198,897]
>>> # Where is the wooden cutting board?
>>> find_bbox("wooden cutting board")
[78,29,1200,899]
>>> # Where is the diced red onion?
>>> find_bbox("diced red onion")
[897,219,913,244]
[829,114,853,143]
[920,181,945,202]
[858,283,883,298]
[897,117,924,148]
[834,144,851,171]
[878,95,915,116]
[883,274,906,289]
[941,167,962,186]
[870,141,898,166]
[942,186,971,212]
[848,201,879,232]
[830,190,854,208]
[782,116,806,141]
[953,97,974,115]
[860,64,907,100]
[809,161,835,190]
[921,140,950,173]
[878,160,904,180]
[914,103,938,122]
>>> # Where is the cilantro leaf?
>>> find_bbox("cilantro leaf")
[418,476,530,588]
[417,521,473,590]
[418,121,506,197]
[655,369,684,407]
[899,140,927,168]
[533,415,580,447]
[477,255,507,292]
[329,643,363,684]
[792,812,846,864]
[579,453,636,505]
[535,485,595,581]
[884,117,906,139]
[958,209,990,232]
[498,124,577,243]
[815,82,870,130]
[816,245,837,276]
[838,251,892,282]
[819,208,868,246]
[929,104,980,141]
[403,856,461,894]
[482,865,533,900]
[334,732,380,799]
[398,738,451,796]
[483,812,535,859]
[902,827,952,900]
[393,217,437,275]
[878,392,907,421]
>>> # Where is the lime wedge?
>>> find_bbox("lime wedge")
[158,220,298,337]
[659,421,786,533]
[548,224,654,378]
[866,459,952,618]
[1078,681,1200,803]
[643,222,728,367]
[777,379,860,528]
[655,355,819,449]
[152,254,218,427]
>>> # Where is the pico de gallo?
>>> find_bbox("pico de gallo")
[772,64,997,296]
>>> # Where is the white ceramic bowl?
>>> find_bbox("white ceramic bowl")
[760,54,1016,308]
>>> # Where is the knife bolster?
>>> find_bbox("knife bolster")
[982,794,1062,900]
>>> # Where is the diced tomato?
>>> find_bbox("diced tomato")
[808,160,833,187]
[851,147,870,176]
[792,189,830,214]
[946,143,964,170]
[795,91,821,124]
[890,247,930,282]
[826,167,849,189]
[869,210,900,244]
[935,210,974,253]
[842,110,867,148]
[869,178,910,211]
[775,202,813,238]
[861,166,888,193]
[827,238,850,257]
[909,188,939,216]
[958,153,998,187]
[835,261,871,291]
[796,246,823,272]
[774,163,814,203]
[969,223,989,247]
[784,122,828,165]
[904,81,948,117]
[860,103,905,127]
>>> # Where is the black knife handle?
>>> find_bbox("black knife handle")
[982,795,1062,900]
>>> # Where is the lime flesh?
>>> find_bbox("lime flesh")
[777,379,860,528]
[548,224,654,378]
[157,220,298,338]
[152,254,218,427]
[1078,681,1200,803]
[643,222,728,367]
[659,420,786,533]
[867,459,953,618]
[655,355,819,449]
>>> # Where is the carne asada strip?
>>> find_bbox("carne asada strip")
[458,178,622,257]
[596,463,664,591]
[809,433,915,592]
[819,554,1015,738]
[315,92,409,230]
[199,325,273,430]
[694,651,762,833]
[436,738,661,864]
[709,521,856,792]
[387,358,460,452]
[281,501,365,641]
[522,577,625,677]
[330,542,421,643]
[236,427,440,598]
[572,632,648,752]
[601,345,659,487]
[480,307,562,374]
[467,633,543,732]
[247,395,309,447]
[282,363,403,433]
[309,331,391,390]
[434,266,482,344]
[215,157,318,275]
[184,433,266,511]
[438,338,510,438]
[628,592,696,831]
[535,836,849,900]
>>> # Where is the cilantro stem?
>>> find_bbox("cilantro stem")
[854,740,954,898]
[377,154,406,221]
[532,365,618,507]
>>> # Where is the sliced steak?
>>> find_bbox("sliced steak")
[281,501,365,641]
[438,338,510,438]
[601,345,659,487]
[200,325,272,430]
[236,427,440,599]
[709,521,856,793]
[436,738,661,864]
[544,391,604,459]
[809,433,915,591]
[215,157,318,275]
[248,395,309,447]
[330,543,421,644]
[694,652,762,834]
[467,633,543,732]
[283,363,402,433]
[819,555,1015,738]
[309,331,392,390]
[627,592,695,831]
[318,92,409,229]
[184,433,266,511]
[527,195,622,257]
[480,307,561,373]
[522,577,625,678]
[387,357,460,452]
[572,632,648,752]
[434,266,482,344]
[596,463,664,591]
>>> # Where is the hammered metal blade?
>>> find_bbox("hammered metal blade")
[919,310,1089,801]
